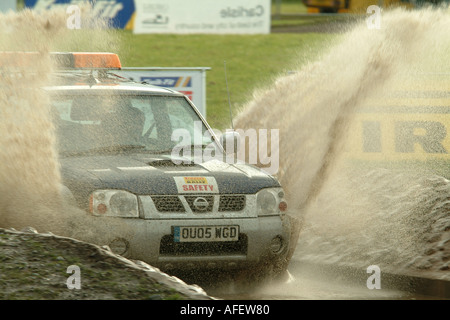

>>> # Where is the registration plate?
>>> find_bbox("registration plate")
[173,225,239,242]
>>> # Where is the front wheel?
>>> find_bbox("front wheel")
[231,257,291,292]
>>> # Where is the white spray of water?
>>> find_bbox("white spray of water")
[0,8,131,242]
[235,7,450,278]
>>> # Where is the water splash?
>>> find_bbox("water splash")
[235,7,450,278]
[0,8,127,240]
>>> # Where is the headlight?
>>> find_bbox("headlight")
[89,190,139,218]
[256,188,288,216]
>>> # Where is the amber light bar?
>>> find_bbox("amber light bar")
[0,52,122,70]
[52,52,122,70]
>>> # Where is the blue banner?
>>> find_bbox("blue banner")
[24,0,135,29]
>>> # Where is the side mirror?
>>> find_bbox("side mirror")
[220,130,240,154]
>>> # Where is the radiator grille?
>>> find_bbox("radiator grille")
[151,196,185,212]
[219,195,246,212]
[150,195,247,213]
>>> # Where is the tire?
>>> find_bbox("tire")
[320,8,338,13]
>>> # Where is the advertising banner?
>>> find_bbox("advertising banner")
[133,0,270,34]
[115,67,210,118]
[24,0,135,29]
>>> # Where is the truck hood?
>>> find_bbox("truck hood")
[60,153,280,196]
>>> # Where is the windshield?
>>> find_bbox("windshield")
[51,94,218,156]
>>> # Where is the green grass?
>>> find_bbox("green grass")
[119,32,334,129]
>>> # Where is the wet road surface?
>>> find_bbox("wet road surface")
[196,260,447,300]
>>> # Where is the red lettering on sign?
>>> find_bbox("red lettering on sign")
[179,91,193,101]
[181,184,215,192]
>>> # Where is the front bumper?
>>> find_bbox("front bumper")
[100,215,293,272]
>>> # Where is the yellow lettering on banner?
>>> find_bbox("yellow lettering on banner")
[184,177,207,184]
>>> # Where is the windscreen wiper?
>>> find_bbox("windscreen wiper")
[148,144,214,155]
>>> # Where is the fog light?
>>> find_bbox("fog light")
[108,238,129,255]
[270,236,283,253]
[97,203,108,214]
[279,200,288,212]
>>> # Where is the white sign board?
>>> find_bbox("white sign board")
[115,67,210,118]
[133,0,271,34]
